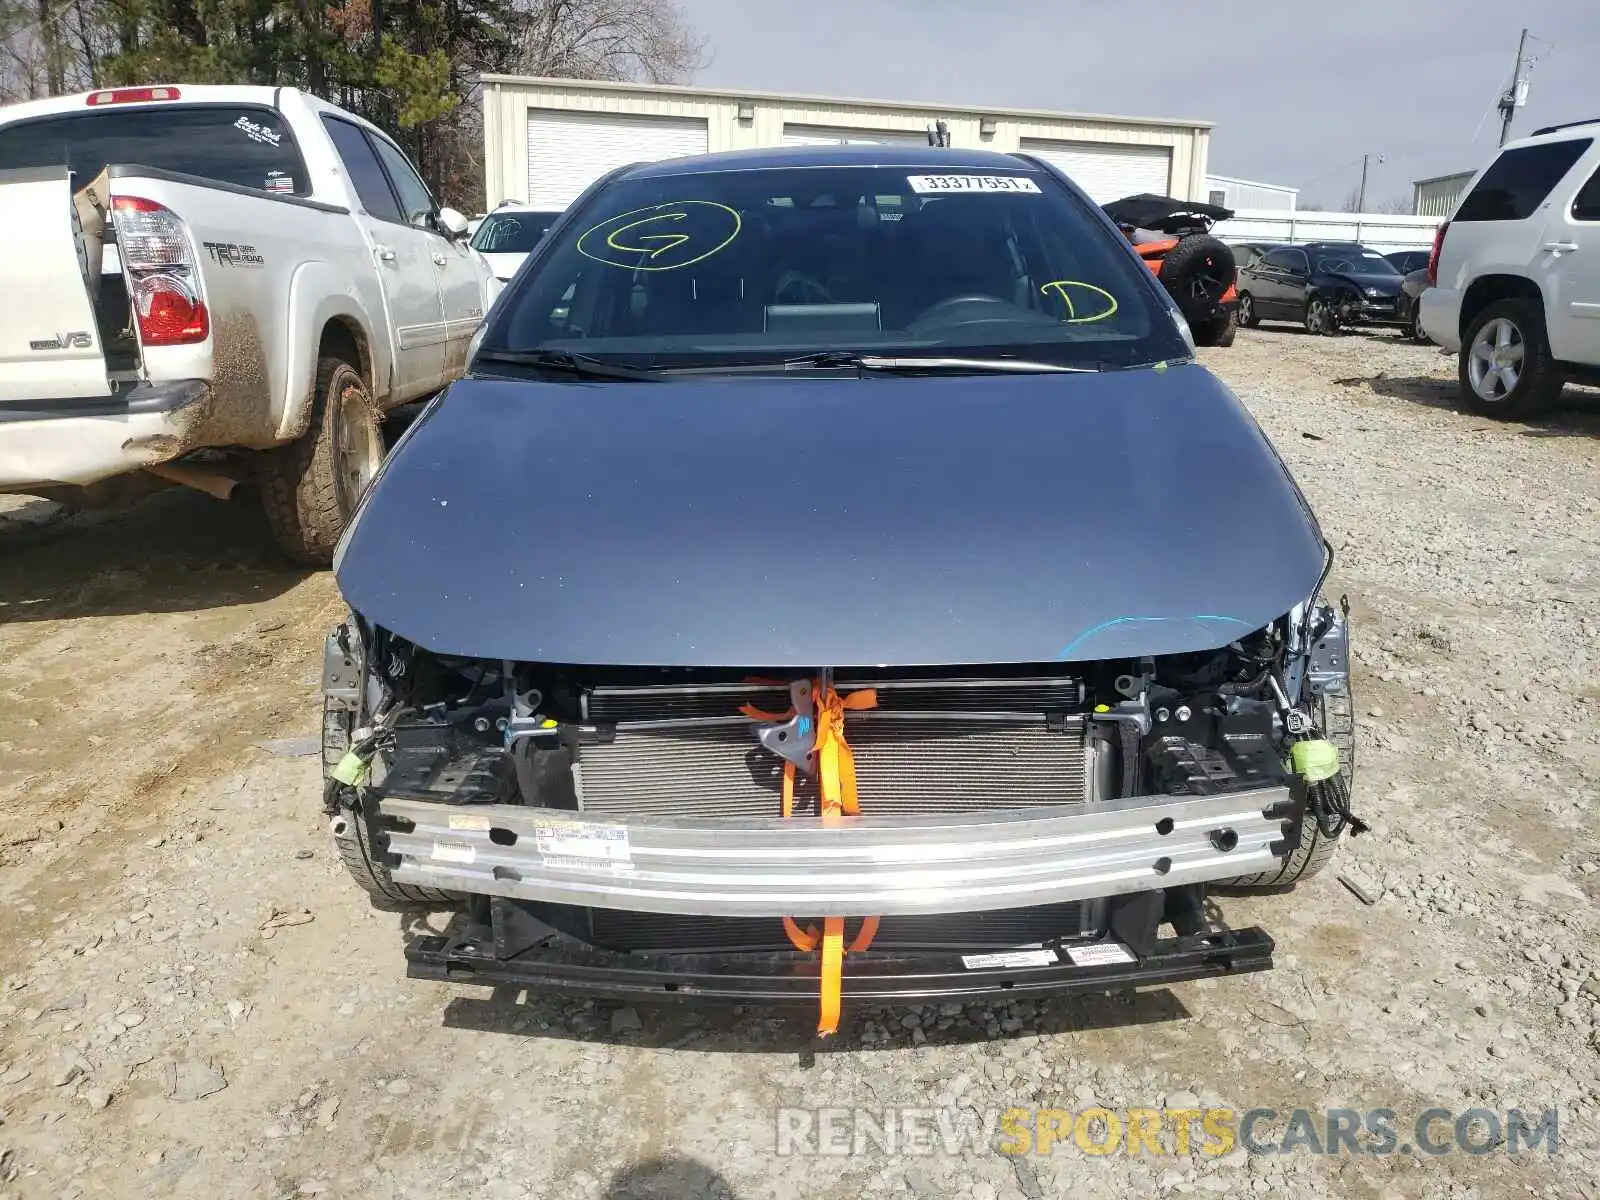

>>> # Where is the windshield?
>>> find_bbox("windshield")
[477,164,1189,371]
[470,211,561,254]
[0,104,309,196]
[1313,247,1398,276]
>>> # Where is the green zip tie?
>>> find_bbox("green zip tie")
[1291,739,1340,783]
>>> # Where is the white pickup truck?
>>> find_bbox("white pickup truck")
[0,84,497,563]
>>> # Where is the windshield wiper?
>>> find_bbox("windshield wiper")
[781,352,1099,374]
[472,349,664,382]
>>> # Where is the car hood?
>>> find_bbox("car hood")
[479,251,529,281]
[1325,270,1403,296]
[336,364,1326,667]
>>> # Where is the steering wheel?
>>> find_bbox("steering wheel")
[910,294,1014,326]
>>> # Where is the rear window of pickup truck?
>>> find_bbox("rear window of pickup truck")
[0,104,310,197]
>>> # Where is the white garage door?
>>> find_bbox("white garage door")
[782,124,929,147]
[526,111,709,208]
[1019,140,1172,204]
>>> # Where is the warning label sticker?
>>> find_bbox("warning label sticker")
[430,840,476,864]
[960,949,1058,970]
[1064,942,1137,967]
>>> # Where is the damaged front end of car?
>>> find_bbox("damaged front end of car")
[321,593,1358,1033]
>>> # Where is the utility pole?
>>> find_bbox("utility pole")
[1355,153,1383,212]
[1499,27,1531,146]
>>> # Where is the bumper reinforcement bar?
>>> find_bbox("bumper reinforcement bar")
[381,787,1293,918]
[404,908,1276,1006]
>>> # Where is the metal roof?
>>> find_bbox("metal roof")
[622,142,1039,178]
[478,73,1214,132]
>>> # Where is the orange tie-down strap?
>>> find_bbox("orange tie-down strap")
[740,680,880,1036]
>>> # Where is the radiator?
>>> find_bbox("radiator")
[571,673,1091,820]
[588,901,1097,953]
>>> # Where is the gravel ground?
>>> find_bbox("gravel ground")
[1,326,1598,1199]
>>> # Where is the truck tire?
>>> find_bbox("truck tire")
[1458,297,1564,418]
[324,707,458,910]
[1194,308,1238,347]
[1223,688,1356,890]
[260,356,385,567]
[1157,235,1237,325]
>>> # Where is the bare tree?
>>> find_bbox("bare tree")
[1370,193,1414,215]
[513,0,705,83]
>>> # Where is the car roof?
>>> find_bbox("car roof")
[619,143,1037,180]
[485,206,564,216]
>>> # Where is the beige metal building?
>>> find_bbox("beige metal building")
[480,75,1213,211]
[1412,170,1476,217]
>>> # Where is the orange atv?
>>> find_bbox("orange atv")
[1102,194,1239,347]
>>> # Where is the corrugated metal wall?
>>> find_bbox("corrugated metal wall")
[479,76,1211,210]
[1412,172,1475,217]
[1204,176,1297,213]
[1219,209,1443,254]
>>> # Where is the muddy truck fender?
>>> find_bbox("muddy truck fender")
[277,266,391,443]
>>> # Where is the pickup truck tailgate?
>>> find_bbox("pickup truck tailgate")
[0,167,113,404]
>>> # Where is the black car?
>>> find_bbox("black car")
[1230,241,1287,273]
[1238,241,1407,333]
[323,144,1359,1034]
[1396,268,1432,342]
[1385,249,1430,275]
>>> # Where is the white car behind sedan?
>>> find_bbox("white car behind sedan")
[468,205,565,282]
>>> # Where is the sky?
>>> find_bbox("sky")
[675,0,1595,208]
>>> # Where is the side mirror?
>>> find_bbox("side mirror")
[436,207,470,239]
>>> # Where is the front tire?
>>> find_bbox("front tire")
[1224,689,1355,890]
[1304,295,1336,336]
[324,705,458,910]
[1458,298,1564,418]
[1237,292,1259,328]
[260,356,385,566]
[1194,308,1238,348]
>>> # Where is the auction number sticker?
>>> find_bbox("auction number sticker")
[535,818,633,872]
[907,174,1041,194]
[1064,941,1136,967]
[960,949,1059,970]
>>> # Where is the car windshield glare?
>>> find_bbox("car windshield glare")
[1315,248,1398,276]
[470,212,560,254]
[477,164,1190,371]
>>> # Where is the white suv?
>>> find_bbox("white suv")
[1420,119,1600,417]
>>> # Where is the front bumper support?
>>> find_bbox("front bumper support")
[381,787,1294,918]
[405,901,1275,1006]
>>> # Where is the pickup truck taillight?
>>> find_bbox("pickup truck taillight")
[1426,220,1449,286]
[113,196,208,346]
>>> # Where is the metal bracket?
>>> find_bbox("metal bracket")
[755,679,817,773]
[322,623,361,712]
[1089,694,1153,737]
[1307,602,1350,696]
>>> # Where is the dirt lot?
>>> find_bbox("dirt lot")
[1,327,1598,1200]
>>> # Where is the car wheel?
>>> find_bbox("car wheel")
[324,704,460,910]
[1222,688,1354,890]
[1237,292,1258,328]
[260,357,385,567]
[1304,296,1334,336]
[1192,308,1238,348]
[1458,298,1564,418]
